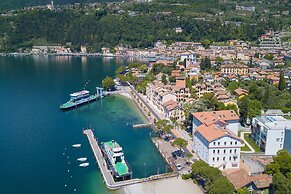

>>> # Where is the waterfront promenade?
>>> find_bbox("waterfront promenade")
[83,129,178,190]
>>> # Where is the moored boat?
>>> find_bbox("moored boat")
[79,162,89,167]
[72,144,81,148]
[77,157,87,162]
[100,140,132,180]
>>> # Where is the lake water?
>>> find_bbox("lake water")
[0,56,168,194]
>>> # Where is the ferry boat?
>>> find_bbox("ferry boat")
[60,90,98,110]
[101,140,132,180]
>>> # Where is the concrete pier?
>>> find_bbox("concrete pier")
[83,129,178,190]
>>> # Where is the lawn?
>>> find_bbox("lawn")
[244,133,262,152]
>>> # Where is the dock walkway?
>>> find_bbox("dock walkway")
[83,129,178,190]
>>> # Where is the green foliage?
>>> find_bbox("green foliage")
[209,178,235,194]
[278,71,286,91]
[102,76,115,91]
[0,0,290,51]
[155,119,169,129]
[118,74,128,83]
[191,160,234,193]
[115,65,126,75]
[151,63,174,76]
[168,76,176,83]
[200,57,211,70]
[227,81,239,93]
[201,39,211,49]
[181,173,192,180]
[161,74,167,85]
[263,54,274,61]
[172,138,188,149]
[237,187,249,194]
[268,156,291,194]
[244,133,262,152]
[162,124,173,134]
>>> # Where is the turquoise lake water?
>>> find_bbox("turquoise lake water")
[0,56,168,194]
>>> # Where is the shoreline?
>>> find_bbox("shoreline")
[120,176,203,194]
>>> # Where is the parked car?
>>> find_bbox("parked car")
[175,163,182,171]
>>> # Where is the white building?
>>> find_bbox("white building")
[251,116,291,155]
[192,110,243,169]
[180,50,197,66]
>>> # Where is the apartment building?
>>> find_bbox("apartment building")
[221,64,249,75]
[192,110,243,169]
[251,116,291,155]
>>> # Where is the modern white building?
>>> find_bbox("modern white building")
[192,110,243,169]
[251,116,291,155]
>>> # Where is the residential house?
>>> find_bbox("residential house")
[234,88,248,99]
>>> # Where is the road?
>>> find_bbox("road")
[128,83,161,120]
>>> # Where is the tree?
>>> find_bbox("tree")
[161,74,167,85]
[237,187,249,194]
[278,71,286,91]
[118,74,128,84]
[264,53,274,61]
[200,57,211,70]
[209,178,235,194]
[162,124,173,134]
[227,81,239,93]
[202,39,211,49]
[102,77,115,91]
[248,99,262,119]
[238,97,249,124]
[172,138,188,150]
[215,57,224,65]
[115,65,126,75]
[155,119,169,129]
[138,64,148,73]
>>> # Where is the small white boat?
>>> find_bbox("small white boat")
[77,157,87,162]
[79,162,89,167]
[72,144,81,148]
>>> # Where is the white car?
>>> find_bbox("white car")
[176,163,182,171]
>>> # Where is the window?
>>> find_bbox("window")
[276,138,280,142]
[214,142,216,145]
[230,142,233,145]
[280,144,282,148]
[229,157,231,161]
[234,149,237,153]
[224,142,226,145]
[230,150,232,154]
[235,141,237,145]
[281,138,283,142]
[282,132,284,136]
[213,157,215,161]
[218,150,220,154]
[217,157,219,161]
[213,150,215,154]
[218,142,220,146]
[223,157,225,161]
[224,149,226,154]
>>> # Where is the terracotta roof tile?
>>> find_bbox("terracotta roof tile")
[192,110,239,126]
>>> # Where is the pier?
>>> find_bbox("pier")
[83,129,178,190]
